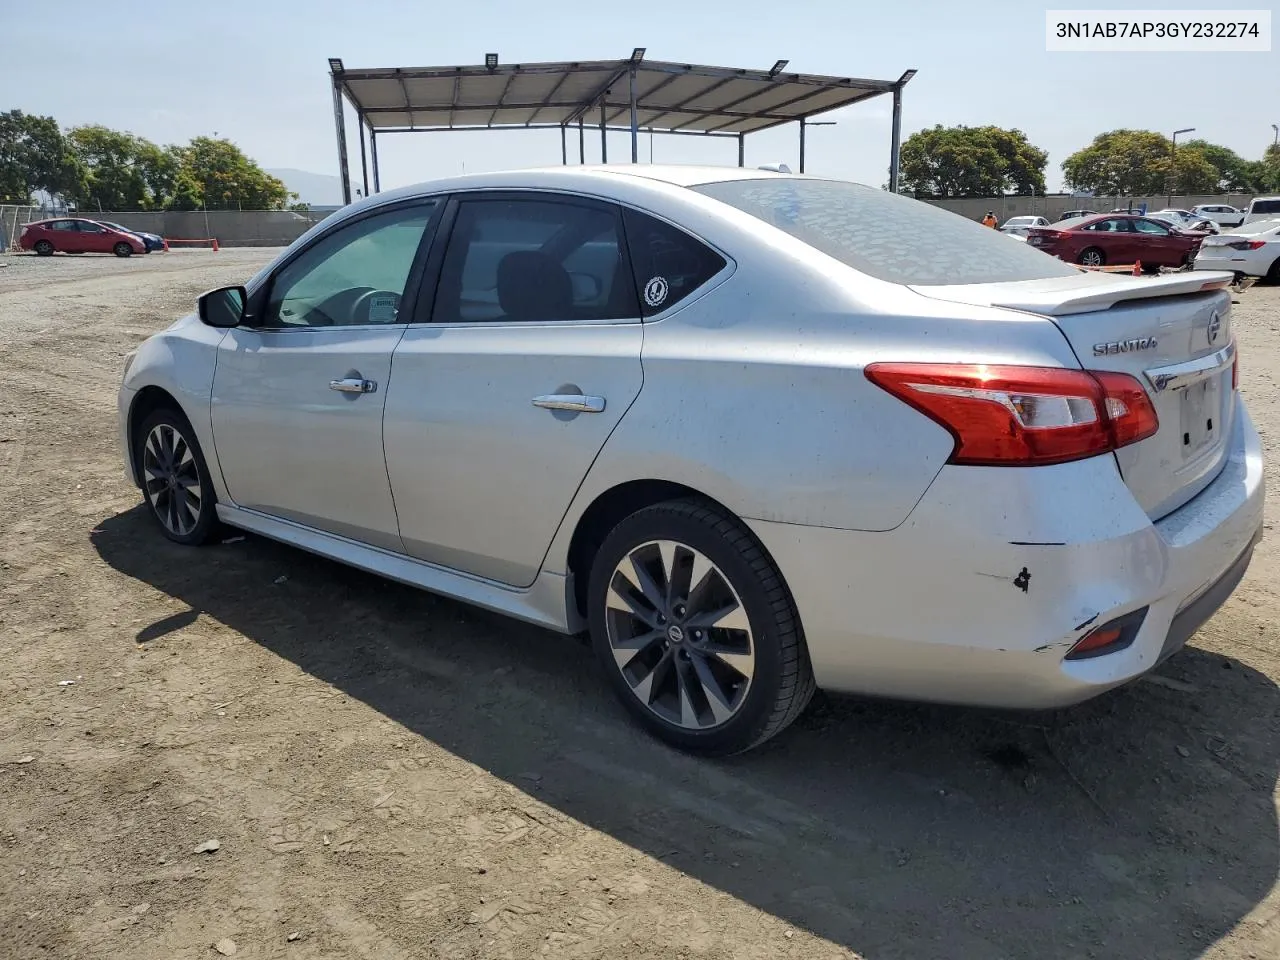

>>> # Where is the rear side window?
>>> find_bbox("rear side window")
[622,210,725,316]
[691,178,1080,286]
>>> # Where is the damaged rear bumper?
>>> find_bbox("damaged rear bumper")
[745,398,1265,709]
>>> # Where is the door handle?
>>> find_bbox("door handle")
[330,377,377,394]
[531,394,605,413]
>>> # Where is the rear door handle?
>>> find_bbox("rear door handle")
[531,394,605,413]
[330,377,377,394]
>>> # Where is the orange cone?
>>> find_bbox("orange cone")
[1132,260,1142,276]
[211,238,219,252]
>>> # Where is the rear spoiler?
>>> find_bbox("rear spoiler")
[910,271,1235,317]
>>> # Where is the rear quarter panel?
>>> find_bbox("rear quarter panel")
[541,204,1086,573]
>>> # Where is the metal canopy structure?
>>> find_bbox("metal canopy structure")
[328,52,917,204]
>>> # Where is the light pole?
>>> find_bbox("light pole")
[1272,123,1279,146]
[1168,127,1195,207]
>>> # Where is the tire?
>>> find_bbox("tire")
[134,408,219,546]
[33,239,54,256]
[1078,247,1105,267]
[113,242,134,258]
[1266,257,1280,285]
[587,498,815,756]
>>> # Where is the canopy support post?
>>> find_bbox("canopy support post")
[331,73,351,205]
[629,65,639,163]
[369,128,380,193]
[358,113,369,198]
[599,101,607,162]
[737,133,745,167]
[799,117,806,173]
[889,85,904,193]
[578,117,585,163]
[560,124,567,165]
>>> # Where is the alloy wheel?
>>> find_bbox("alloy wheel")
[604,539,756,730]
[142,423,204,537]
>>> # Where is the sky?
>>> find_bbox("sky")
[2,0,1276,200]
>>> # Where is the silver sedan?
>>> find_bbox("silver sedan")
[118,166,1265,755]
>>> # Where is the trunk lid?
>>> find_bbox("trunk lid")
[911,271,1237,520]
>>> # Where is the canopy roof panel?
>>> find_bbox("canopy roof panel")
[337,57,902,135]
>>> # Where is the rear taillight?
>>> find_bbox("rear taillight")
[864,363,1159,466]
[1026,230,1062,247]
[1226,239,1267,250]
[1064,608,1148,660]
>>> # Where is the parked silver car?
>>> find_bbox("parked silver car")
[118,166,1265,755]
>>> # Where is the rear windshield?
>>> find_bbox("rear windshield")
[690,178,1080,286]
[1250,199,1280,215]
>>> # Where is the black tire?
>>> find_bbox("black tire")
[33,239,54,256]
[113,241,133,258]
[587,498,815,756]
[134,407,219,546]
[1266,257,1280,285]
[1078,247,1106,267]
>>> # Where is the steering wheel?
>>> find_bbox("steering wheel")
[350,288,403,324]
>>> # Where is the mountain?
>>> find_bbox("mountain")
[265,168,344,206]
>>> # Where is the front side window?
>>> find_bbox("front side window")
[1084,219,1132,233]
[691,177,1079,286]
[78,222,106,233]
[430,197,637,324]
[261,202,437,329]
[1133,219,1170,235]
[622,210,726,317]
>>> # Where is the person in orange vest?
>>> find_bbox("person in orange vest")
[981,211,999,228]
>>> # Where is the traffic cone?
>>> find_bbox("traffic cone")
[1132,260,1142,276]
[211,238,219,252]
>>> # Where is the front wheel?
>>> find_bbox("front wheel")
[588,498,815,756]
[113,242,134,258]
[1078,247,1105,267]
[135,408,218,545]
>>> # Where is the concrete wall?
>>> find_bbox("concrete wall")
[926,194,1261,223]
[92,210,328,247]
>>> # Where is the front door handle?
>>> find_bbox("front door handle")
[330,377,377,394]
[531,393,605,413]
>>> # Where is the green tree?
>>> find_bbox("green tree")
[899,125,1048,198]
[176,137,291,210]
[0,110,82,202]
[1170,147,1222,195]
[1062,129,1174,196]
[66,125,153,210]
[1179,139,1264,192]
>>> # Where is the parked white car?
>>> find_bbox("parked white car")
[1191,204,1245,228]
[1243,196,1280,225]
[1000,215,1050,237]
[117,166,1265,755]
[1193,220,1280,281]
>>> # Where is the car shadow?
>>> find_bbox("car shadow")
[92,506,1280,960]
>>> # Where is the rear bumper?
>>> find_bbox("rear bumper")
[747,397,1265,709]
[1193,253,1269,277]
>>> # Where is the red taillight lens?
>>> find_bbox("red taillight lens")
[864,363,1159,466]
[1026,230,1062,247]
[1226,239,1267,250]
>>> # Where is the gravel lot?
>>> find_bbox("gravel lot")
[1,249,1278,960]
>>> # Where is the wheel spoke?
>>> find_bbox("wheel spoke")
[628,553,667,613]
[657,540,678,604]
[690,653,736,724]
[631,647,674,707]
[607,573,661,629]
[685,600,750,633]
[611,629,664,671]
[703,643,755,681]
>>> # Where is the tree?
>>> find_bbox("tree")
[1180,139,1265,192]
[0,110,82,202]
[1169,147,1222,195]
[1062,129,1174,196]
[899,125,1048,198]
[175,137,292,210]
[66,125,152,211]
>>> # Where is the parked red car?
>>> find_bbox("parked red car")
[19,218,147,258]
[1025,214,1203,270]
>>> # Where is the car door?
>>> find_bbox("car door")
[209,199,442,551]
[1131,217,1180,265]
[48,220,82,252]
[383,192,646,587]
[76,220,112,253]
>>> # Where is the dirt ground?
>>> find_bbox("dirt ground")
[1,249,1279,960]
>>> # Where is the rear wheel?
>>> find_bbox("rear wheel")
[134,408,218,546]
[1078,247,1105,267]
[113,241,133,258]
[1266,257,1280,285]
[588,498,815,756]
[33,239,54,256]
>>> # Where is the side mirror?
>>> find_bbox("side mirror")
[198,285,247,328]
